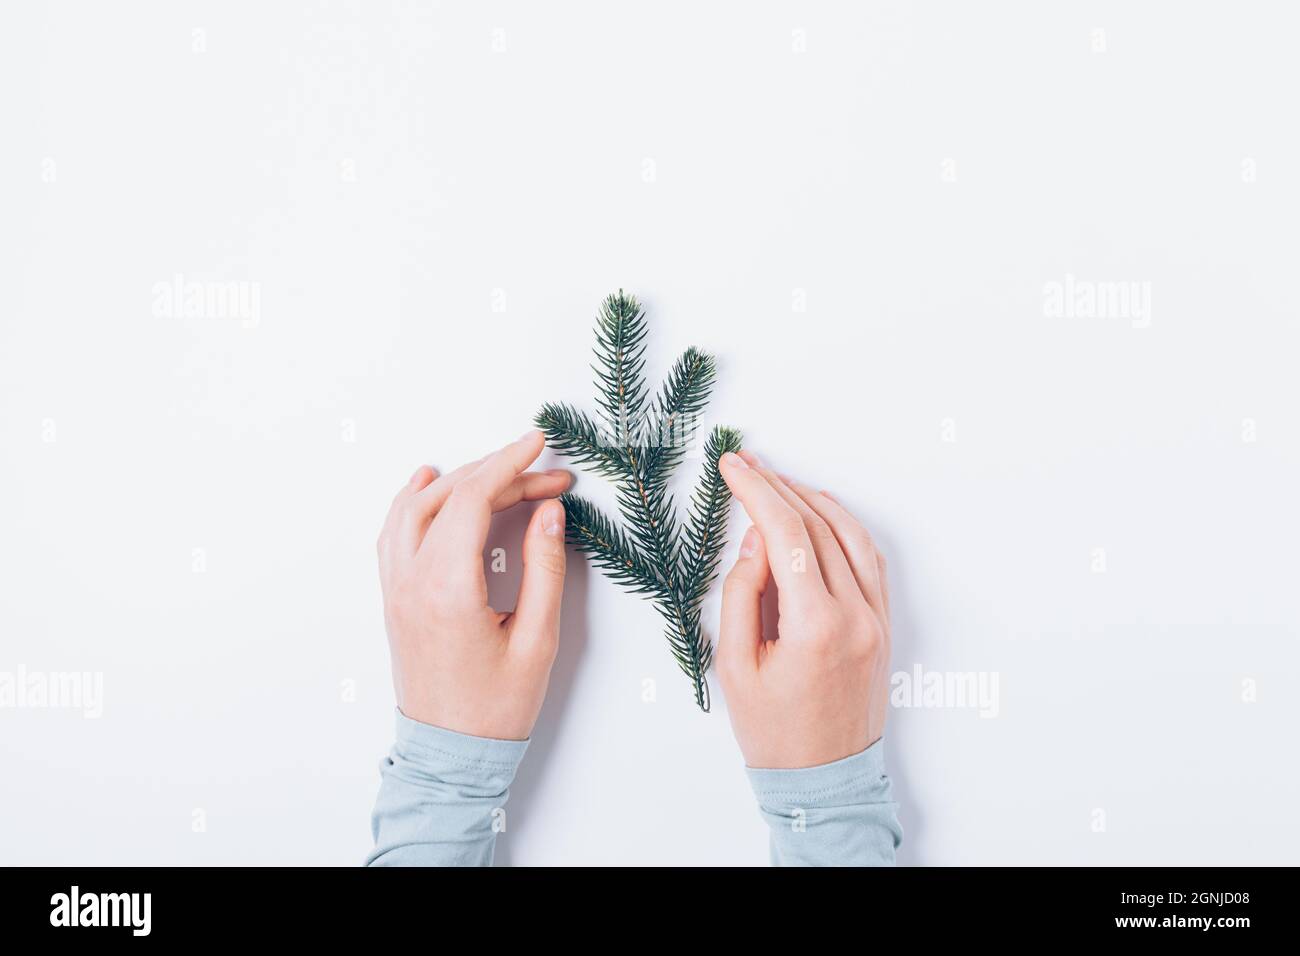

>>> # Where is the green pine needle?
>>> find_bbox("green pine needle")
[535,291,742,712]
[559,492,668,597]
[535,402,625,479]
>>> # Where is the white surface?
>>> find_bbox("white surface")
[2,1,1297,865]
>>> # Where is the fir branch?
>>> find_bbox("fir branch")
[535,402,625,479]
[614,477,681,581]
[591,290,649,456]
[668,426,742,705]
[679,426,743,609]
[559,493,667,597]
[586,291,684,588]
[536,292,742,712]
[639,347,716,491]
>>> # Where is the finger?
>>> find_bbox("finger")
[380,466,438,568]
[718,526,769,677]
[428,430,548,586]
[785,480,885,613]
[718,452,826,604]
[387,466,437,526]
[510,499,567,657]
[405,465,570,553]
[394,465,437,505]
[490,470,572,512]
[876,549,891,622]
[396,457,484,552]
[737,452,858,603]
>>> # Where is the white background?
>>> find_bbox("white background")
[2,1,1297,865]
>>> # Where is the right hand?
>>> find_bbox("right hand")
[715,450,892,769]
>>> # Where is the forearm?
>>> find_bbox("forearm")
[746,739,902,866]
[366,709,527,867]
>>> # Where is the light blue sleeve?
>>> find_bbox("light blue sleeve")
[365,709,528,867]
[745,740,903,866]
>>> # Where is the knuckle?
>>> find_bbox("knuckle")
[843,627,883,669]
[776,509,807,541]
[860,626,884,657]
[722,565,750,596]
[806,514,836,542]
[449,478,484,505]
[804,609,839,649]
[531,549,566,577]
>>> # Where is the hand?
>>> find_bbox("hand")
[715,450,891,769]
[376,430,571,741]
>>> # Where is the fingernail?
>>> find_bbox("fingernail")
[821,489,838,503]
[739,526,759,558]
[744,450,765,467]
[721,452,747,470]
[542,501,564,537]
[519,428,542,443]
[410,466,427,485]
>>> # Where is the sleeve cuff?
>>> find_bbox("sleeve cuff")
[745,739,890,809]
[392,709,529,776]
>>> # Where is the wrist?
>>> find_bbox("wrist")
[397,700,532,743]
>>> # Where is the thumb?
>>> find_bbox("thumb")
[718,525,768,677]
[512,498,567,651]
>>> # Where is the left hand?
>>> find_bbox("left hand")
[376,430,571,740]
